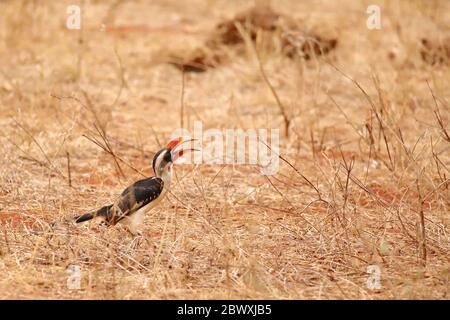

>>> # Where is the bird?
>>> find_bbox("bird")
[74,136,195,236]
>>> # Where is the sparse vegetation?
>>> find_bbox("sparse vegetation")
[0,0,448,299]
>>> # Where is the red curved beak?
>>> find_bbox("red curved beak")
[167,136,198,162]
[166,136,185,150]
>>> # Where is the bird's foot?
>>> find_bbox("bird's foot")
[127,232,145,250]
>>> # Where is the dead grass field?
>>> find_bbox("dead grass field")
[0,0,449,299]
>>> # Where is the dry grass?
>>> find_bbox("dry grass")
[0,0,449,299]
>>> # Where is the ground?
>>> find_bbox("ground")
[0,0,449,299]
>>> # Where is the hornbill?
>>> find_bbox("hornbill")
[74,136,194,235]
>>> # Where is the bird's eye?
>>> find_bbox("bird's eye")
[164,151,172,162]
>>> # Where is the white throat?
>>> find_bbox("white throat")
[160,166,173,187]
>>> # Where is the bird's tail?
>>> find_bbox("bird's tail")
[75,204,113,223]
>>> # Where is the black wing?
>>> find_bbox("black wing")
[109,177,164,224]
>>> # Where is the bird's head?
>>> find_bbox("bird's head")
[152,136,196,177]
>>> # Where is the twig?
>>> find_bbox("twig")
[110,47,128,108]
[327,62,394,171]
[427,80,450,143]
[416,176,427,265]
[52,91,126,178]
[82,134,146,178]
[258,138,323,200]
[12,119,66,179]
[236,22,291,137]
[66,151,72,187]
[180,68,185,129]
[76,0,85,81]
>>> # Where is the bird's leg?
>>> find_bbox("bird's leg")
[127,229,145,249]
[126,227,139,237]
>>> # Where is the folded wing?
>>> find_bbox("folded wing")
[108,177,164,224]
